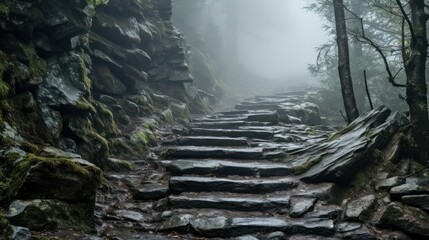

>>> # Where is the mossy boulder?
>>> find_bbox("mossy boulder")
[6,199,95,232]
[0,213,12,239]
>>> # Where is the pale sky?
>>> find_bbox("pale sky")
[237,0,329,82]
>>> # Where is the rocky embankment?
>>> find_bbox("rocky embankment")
[0,0,211,238]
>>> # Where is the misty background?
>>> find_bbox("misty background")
[172,0,329,99]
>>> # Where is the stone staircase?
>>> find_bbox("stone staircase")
[157,91,351,239]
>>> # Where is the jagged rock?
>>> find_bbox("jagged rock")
[401,195,429,210]
[289,197,317,218]
[390,184,429,200]
[91,63,127,95]
[15,157,100,201]
[375,177,405,191]
[295,107,407,183]
[93,12,141,46]
[377,202,429,237]
[36,51,90,110]
[345,195,377,221]
[6,199,95,231]
[10,225,31,240]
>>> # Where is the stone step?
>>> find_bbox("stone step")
[158,213,335,237]
[162,159,293,177]
[189,121,249,129]
[164,146,264,159]
[190,128,274,139]
[178,136,249,147]
[169,193,290,211]
[169,176,299,193]
[235,104,280,111]
[192,117,247,123]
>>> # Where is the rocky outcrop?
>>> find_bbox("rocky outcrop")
[0,0,211,237]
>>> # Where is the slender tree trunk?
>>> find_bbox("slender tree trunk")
[333,0,359,123]
[404,0,429,163]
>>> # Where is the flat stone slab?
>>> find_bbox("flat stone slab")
[131,183,169,200]
[375,177,405,191]
[345,194,376,221]
[390,183,429,200]
[189,121,249,129]
[289,197,317,218]
[190,128,274,139]
[235,104,280,111]
[401,194,429,210]
[178,136,249,147]
[162,159,293,177]
[169,176,299,193]
[164,146,264,160]
[169,193,290,211]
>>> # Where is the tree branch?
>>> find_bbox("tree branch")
[396,0,416,40]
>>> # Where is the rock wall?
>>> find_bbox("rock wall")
[0,0,208,166]
[0,0,210,234]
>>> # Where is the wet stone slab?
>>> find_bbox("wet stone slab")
[289,197,317,218]
[169,193,290,211]
[131,183,169,200]
[164,146,265,160]
[190,128,274,139]
[162,159,294,177]
[169,176,299,193]
[178,136,249,147]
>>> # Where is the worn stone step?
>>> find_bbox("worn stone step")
[190,128,274,139]
[162,159,293,177]
[169,193,290,211]
[192,117,247,123]
[169,176,299,193]
[246,112,278,123]
[158,214,335,237]
[178,136,249,147]
[189,121,249,129]
[164,146,264,159]
[235,104,280,111]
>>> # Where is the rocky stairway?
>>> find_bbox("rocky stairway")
[157,91,350,239]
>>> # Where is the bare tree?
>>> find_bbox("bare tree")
[333,0,359,123]
[397,0,429,163]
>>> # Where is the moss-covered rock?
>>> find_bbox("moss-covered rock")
[6,199,95,232]
[0,213,12,240]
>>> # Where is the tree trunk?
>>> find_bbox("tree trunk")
[333,0,360,123]
[404,0,429,163]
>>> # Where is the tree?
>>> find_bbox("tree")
[397,0,429,163]
[333,0,360,123]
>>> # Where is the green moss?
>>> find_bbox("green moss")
[77,56,91,93]
[0,153,101,206]
[0,213,11,240]
[67,117,109,166]
[160,109,174,123]
[0,0,9,18]
[19,43,47,81]
[328,123,357,141]
[92,101,120,137]
[293,157,322,175]
[103,158,134,172]
[76,97,96,113]
[86,0,109,7]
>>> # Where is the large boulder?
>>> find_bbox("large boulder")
[286,106,408,183]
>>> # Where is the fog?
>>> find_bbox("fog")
[233,0,329,83]
[172,0,331,99]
